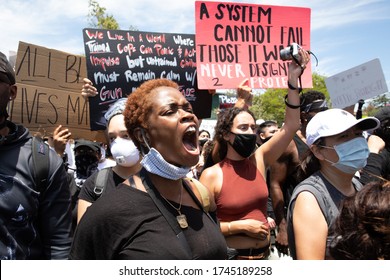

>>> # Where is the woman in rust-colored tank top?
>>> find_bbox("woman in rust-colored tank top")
[200,47,310,259]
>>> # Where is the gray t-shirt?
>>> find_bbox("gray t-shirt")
[287,171,362,259]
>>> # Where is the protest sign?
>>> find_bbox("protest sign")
[325,59,388,108]
[82,28,212,131]
[195,1,311,89]
[10,41,106,142]
[218,94,237,109]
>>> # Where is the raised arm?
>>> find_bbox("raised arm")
[255,48,310,173]
[52,125,72,157]
[234,78,253,109]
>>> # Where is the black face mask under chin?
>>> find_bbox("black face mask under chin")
[229,132,257,158]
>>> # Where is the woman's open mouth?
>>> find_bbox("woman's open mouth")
[182,125,199,153]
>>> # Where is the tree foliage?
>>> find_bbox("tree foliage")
[371,94,390,108]
[250,72,330,125]
[365,94,390,116]
[88,0,120,30]
[251,89,286,124]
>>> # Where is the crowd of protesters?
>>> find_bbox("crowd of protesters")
[1,45,389,260]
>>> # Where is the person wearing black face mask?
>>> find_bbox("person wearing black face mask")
[198,129,210,151]
[228,131,258,157]
[188,129,211,179]
[256,121,279,146]
[200,46,310,260]
[73,139,101,187]
[199,137,209,147]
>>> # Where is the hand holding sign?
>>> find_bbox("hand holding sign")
[236,78,253,107]
[81,78,98,100]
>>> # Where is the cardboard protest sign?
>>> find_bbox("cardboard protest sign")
[195,1,311,89]
[10,41,106,143]
[82,28,212,131]
[325,59,389,108]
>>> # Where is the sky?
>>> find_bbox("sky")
[1,0,390,93]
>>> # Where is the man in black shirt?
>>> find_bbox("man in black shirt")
[0,52,72,259]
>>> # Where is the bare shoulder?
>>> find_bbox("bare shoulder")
[200,163,221,181]
[199,163,223,196]
[294,191,321,214]
[185,177,217,212]
[294,191,327,227]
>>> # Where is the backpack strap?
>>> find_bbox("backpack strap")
[184,177,210,213]
[32,136,50,193]
[93,168,111,196]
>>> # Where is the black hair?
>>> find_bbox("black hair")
[257,120,278,133]
[199,129,210,138]
[300,90,327,110]
[296,137,326,182]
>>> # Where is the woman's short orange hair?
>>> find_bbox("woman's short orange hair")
[123,78,179,150]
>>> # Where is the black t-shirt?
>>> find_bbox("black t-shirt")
[69,184,227,259]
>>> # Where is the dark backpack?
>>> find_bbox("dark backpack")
[31,136,50,193]
[31,136,82,236]
[31,136,76,199]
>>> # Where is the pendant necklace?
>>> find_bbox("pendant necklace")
[160,183,188,229]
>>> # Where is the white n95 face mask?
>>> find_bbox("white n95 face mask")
[110,138,140,167]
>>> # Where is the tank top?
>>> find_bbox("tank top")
[287,171,362,259]
[216,158,268,224]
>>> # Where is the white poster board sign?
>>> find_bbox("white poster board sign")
[325,59,388,108]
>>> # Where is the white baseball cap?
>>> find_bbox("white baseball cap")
[306,108,380,146]
[256,119,265,126]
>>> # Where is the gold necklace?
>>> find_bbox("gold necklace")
[160,184,188,229]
